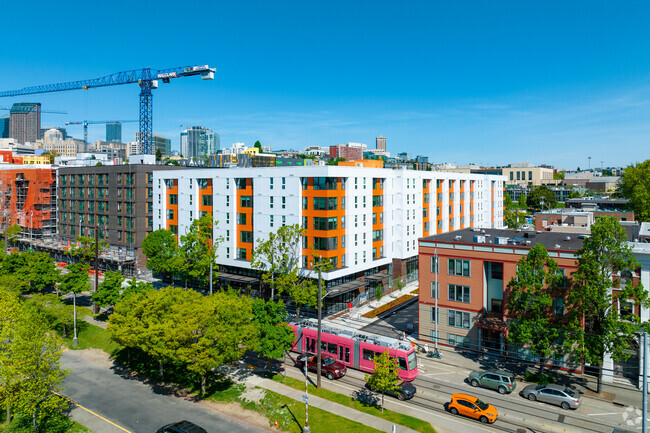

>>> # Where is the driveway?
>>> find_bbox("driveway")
[62,349,271,433]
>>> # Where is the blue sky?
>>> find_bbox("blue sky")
[1,1,649,169]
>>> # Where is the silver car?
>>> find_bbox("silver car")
[521,383,581,409]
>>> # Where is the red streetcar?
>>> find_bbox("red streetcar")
[290,319,419,381]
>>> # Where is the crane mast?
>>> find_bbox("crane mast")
[0,65,216,154]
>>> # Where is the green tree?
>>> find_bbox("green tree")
[59,262,90,342]
[0,293,68,432]
[527,185,556,210]
[155,148,163,161]
[67,235,107,265]
[565,217,648,393]
[553,170,565,180]
[5,224,22,250]
[504,192,514,209]
[25,294,74,338]
[365,350,400,413]
[0,275,29,295]
[375,283,383,302]
[92,271,125,308]
[618,159,650,221]
[254,140,262,151]
[176,291,256,394]
[251,299,295,370]
[507,244,564,374]
[326,157,346,166]
[251,224,303,300]
[504,208,525,229]
[142,229,183,281]
[178,214,221,290]
[518,192,527,209]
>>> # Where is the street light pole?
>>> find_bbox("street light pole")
[301,354,311,433]
[434,249,438,349]
[316,259,323,389]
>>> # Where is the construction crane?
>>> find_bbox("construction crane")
[0,106,67,114]
[0,65,216,154]
[65,120,137,145]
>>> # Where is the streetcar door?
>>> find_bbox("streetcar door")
[353,340,360,369]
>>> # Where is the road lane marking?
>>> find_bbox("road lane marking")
[53,392,132,433]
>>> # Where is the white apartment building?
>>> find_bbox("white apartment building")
[153,165,504,306]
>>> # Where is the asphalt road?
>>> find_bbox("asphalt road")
[61,349,270,433]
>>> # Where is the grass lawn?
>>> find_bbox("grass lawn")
[0,412,93,433]
[205,375,385,433]
[263,390,382,433]
[63,321,122,354]
[273,376,436,433]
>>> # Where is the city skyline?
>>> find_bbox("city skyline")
[1,1,649,169]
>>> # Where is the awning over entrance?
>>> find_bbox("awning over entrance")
[364,273,389,282]
[217,272,259,285]
[327,280,368,296]
[477,316,507,332]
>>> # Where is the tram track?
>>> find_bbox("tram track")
[282,355,630,433]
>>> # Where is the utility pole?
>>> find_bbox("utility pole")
[643,331,647,433]
[302,355,311,433]
[434,249,438,349]
[316,258,323,389]
[93,228,100,314]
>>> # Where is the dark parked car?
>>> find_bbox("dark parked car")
[521,383,582,409]
[156,420,207,433]
[367,379,417,401]
[296,352,347,380]
[468,369,517,394]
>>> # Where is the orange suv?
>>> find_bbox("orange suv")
[448,393,498,424]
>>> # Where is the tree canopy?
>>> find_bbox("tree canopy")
[142,229,183,279]
[251,299,294,368]
[565,217,648,391]
[507,243,564,373]
[66,235,107,265]
[109,286,256,394]
[92,270,125,308]
[618,159,650,222]
[527,185,556,210]
[365,350,400,413]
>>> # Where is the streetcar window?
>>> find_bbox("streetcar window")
[363,349,374,361]
[345,347,350,363]
[339,346,343,361]
[398,357,407,370]
[407,351,417,370]
[327,343,337,354]
[321,341,327,352]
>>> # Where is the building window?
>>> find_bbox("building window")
[166,209,174,220]
[313,237,338,251]
[282,197,286,209]
[282,177,286,189]
[240,196,252,207]
[448,259,470,277]
[282,216,286,226]
[270,178,274,189]
[448,333,471,349]
[270,216,274,227]
[430,282,439,299]
[235,178,248,189]
[448,284,470,303]
[237,248,247,260]
[554,298,565,317]
[448,309,470,329]
[169,194,178,205]
[226,247,230,258]
[237,213,246,225]
[240,231,253,243]
[430,307,439,323]
[226,230,230,241]
[202,195,213,206]
[302,197,307,210]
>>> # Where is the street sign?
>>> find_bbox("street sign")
[302,394,309,404]
[347,302,353,309]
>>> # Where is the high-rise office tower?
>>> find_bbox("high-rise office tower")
[0,116,9,139]
[180,126,220,159]
[376,136,386,152]
[135,133,172,156]
[106,122,122,142]
[9,103,41,144]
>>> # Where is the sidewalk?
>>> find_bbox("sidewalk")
[247,375,421,433]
